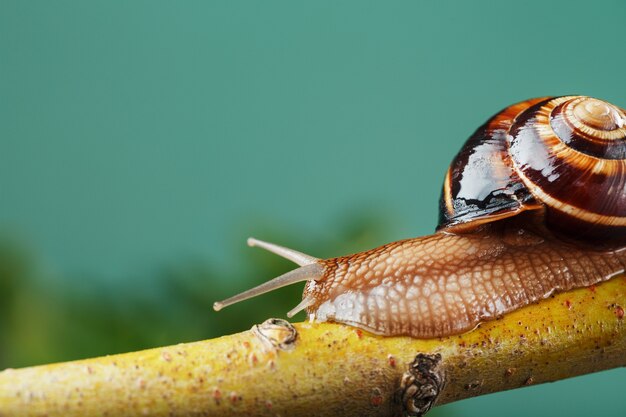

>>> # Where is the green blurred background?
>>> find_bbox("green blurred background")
[1,1,625,416]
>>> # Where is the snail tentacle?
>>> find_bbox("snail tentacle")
[287,296,315,318]
[247,237,319,266]
[212,262,325,312]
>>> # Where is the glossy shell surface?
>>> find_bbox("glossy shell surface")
[439,96,626,239]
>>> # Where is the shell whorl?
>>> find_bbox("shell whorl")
[439,95,626,240]
[508,96,626,238]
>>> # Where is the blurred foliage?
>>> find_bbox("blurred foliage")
[0,210,395,369]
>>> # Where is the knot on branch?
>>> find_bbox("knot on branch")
[395,353,445,417]
[252,318,298,351]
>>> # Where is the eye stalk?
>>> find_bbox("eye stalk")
[246,237,319,266]
[212,238,323,313]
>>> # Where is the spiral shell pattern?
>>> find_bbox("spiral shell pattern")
[439,95,626,240]
[508,96,626,238]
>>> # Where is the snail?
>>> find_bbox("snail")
[213,96,626,338]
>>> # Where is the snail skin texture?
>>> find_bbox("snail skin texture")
[214,96,626,338]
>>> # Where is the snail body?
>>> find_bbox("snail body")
[214,96,626,338]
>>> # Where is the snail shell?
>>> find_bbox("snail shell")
[440,96,626,239]
[214,96,626,338]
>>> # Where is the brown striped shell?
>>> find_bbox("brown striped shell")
[439,96,626,240]
[215,96,626,339]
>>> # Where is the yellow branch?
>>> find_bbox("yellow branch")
[1,276,625,417]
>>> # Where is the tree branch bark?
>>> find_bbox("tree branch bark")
[1,276,625,417]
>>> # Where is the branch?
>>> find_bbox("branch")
[1,276,625,417]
